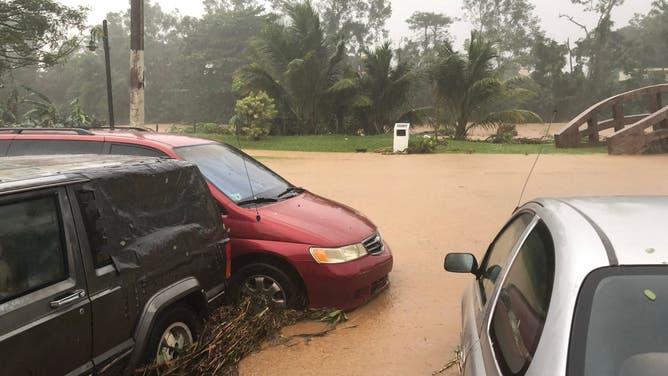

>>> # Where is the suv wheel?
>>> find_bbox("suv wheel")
[144,305,200,366]
[232,263,303,310]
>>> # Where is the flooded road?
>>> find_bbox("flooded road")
[240,152,668,375]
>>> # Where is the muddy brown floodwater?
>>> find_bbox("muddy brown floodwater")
[238,151,668,376]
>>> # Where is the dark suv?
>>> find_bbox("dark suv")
[0,155,230,375]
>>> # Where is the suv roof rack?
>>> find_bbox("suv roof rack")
[0,128,94,135]
[91,126,153,132]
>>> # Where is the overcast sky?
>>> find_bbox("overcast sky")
[62,0,654,49]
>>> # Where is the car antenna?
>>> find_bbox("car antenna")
[516,110,558,211]
[236,127,262,222]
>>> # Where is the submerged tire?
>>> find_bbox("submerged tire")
[231,263,304,310]
[143,305,200,367]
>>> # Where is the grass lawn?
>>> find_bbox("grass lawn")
[189,133,607,154]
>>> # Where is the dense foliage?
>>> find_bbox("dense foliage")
[0,0,87,78]
[1,0,666,139]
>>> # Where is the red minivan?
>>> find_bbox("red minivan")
[0,128,393,310]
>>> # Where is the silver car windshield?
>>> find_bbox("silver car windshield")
[175,143,291,205]
[569,267,668,376]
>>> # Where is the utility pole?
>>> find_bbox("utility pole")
[103,20,114,129]
[130,0,144,127]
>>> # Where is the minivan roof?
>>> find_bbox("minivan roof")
[0,154,164,194]
[0,128,216,148]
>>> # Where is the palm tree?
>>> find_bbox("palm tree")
[358,42,413,134]
[429,31,540,140]
[233,1,346,135]
[429,32,499,140]
[324,65,371,134]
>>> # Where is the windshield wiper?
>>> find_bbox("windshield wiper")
[237,197,278,206]
[277,186,304,198]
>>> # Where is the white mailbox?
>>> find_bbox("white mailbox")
[393,123,410,152]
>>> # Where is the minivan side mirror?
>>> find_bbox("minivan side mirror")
[444,253,479,275]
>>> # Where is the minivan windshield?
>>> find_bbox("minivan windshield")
[568,267,668,376]
[175,143,292,205]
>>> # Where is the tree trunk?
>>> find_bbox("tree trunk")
[454,119,468,140]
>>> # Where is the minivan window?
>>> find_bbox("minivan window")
[175,143,291,205]
[0,140,9,156]
[0,196,68,303]
[109,143,167,157]
[479,213,534,303]
[7,140,104,155]
[569,267,668,376]
[489,220,555,375]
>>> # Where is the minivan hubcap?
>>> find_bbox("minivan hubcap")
[242,275,287,309]
[155,322,193,365]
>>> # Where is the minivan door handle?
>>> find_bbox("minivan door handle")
[50,289,86,309]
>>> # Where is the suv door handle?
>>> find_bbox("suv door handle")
[50,289,86,309]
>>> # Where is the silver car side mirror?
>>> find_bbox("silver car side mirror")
[444,253,479,275]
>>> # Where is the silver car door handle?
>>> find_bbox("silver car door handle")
[50,289,86,308]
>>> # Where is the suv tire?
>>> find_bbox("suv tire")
[143,305,201,367]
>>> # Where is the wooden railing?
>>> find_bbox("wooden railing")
[607,105,668,154]
[555,84,668,151]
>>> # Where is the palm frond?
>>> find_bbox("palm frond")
[479,109,544,125]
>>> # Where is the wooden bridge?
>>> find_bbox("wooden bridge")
[555,84,668,154]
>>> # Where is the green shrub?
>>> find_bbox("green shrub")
[407,136,437,154]
[487,123,518,144]
[194,122,226,134]
[231,91,278,141]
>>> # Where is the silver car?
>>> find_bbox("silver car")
[445,196,668,376]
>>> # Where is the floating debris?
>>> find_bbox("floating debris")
[136,300,346,375]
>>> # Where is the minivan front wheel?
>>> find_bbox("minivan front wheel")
[144,305,200,367]
[232,263,303,310]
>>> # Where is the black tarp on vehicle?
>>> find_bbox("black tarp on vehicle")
[72,158,228,273]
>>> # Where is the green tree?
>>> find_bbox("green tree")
[180,2,270,123]
[406,11,453,54]
[324,65,370,134]
[463,0,541,76]
[0,0,87,78]
[317,0,392,55]
[234,1,347,134]
[617,1,668,82]
[561,0,626,99]
[358,43,412,134]
[429,32,539,140]
[231,91,278,140]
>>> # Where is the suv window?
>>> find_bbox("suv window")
[0,196,68,303]
[7,140,104,155]
[109,143,167,157]
[75,190,112,268]
[479,213,534,303]
[489,220,555,375]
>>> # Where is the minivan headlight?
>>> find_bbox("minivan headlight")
[309,243,367,264]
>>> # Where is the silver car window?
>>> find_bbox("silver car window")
[488,220,555,376]
[569,267,668,376]
[479,212,534,304]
